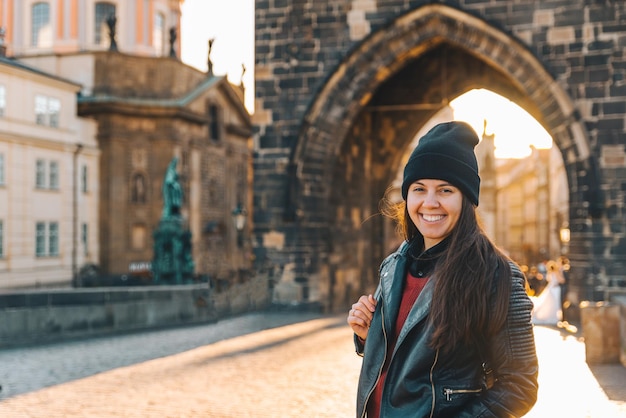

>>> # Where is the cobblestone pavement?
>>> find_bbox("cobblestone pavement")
[0,311,324,398]
[0,311,625,417]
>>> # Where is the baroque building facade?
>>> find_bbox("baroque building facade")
[0,0,253,288]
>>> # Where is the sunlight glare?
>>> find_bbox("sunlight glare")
[451,89,552,159]
[180,0,255,112]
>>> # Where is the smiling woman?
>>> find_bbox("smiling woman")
[348,121,539,418]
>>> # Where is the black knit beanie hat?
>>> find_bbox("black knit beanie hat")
[401,121,480,206]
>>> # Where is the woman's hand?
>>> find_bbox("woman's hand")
[347,294,377,341]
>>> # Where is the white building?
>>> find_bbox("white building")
[0,0,182,288]
[0,56,99,288]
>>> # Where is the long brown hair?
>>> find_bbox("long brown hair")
[382,192,512,351]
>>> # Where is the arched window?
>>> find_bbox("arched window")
[95,2,116,45]
[131,173,147,203]
[31,2,51,47]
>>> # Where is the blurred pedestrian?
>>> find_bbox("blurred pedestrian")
[526,265,545,296]
[558,256,571,322]
[530,260,564,325]
[347,121,538,417]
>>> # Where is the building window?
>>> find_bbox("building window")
[36,221,59,257]
[0,154,5,186]
[208,104,221,140]
[36,159,46,188]
[0,85,5,117]
[49,161,59,189]
[35,95,47,125]
[35,222,46,256]
[48,222,59,256]
[36,159,60,189]
[131,173,147,203]
[82,165,88,193]
[35,95,61,127]
[48,98,60,127]
[0,221,4,258]
[82,223,88,256]
[154,12,165,55]
[95,2,116,45]
[31,2,51,47]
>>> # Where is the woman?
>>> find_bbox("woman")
[347,121,538,417]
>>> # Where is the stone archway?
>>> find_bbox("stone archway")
[288,4,600,311]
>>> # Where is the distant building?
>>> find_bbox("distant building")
[0,0,253,288]
[0,56,99,288]
[496,146,566,266]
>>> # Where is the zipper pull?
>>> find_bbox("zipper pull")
[443,388,452,401]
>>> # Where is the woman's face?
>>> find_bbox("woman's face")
[406,179,463,250]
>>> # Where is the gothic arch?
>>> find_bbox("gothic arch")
[295,4,591,184]
[289,3,600,304]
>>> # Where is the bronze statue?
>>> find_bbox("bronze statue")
[162,158,183,218]
[152,157,195,284]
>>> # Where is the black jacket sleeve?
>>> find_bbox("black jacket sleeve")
[456,264,539,417]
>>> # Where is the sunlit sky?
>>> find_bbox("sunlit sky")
[180,0,552,159]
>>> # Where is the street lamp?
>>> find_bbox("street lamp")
[559,222,570,255]
[231,204,246,247]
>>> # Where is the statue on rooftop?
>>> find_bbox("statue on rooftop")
[240,63,246,90]
[169,26,177,58]
[106,14,118,51]
[207,38,215,75]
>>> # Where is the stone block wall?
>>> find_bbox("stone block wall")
[254,0,626,307]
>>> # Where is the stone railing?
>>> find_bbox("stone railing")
[0,276,271,348]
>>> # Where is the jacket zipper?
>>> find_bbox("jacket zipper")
[360,297,387,418]
[442,387,483,401]
[428,349,439,418]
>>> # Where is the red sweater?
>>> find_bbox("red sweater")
[368,272,429,418]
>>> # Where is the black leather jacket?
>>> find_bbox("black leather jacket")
[355,242,538,417]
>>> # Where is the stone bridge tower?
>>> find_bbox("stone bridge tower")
[253,1,624,313]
